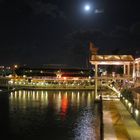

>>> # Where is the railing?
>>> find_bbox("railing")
[120,95,140,125]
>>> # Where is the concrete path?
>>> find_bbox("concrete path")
[115,101,140,140]
[103,100,140,140]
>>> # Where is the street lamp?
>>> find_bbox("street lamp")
[14,65,18,69]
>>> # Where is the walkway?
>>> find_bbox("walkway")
[103,100,140,140]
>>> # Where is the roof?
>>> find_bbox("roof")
[90,55,134,65]
[91,55,134,61]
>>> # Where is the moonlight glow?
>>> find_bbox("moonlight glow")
[84,5,90,11]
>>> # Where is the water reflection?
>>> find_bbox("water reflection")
[9,90,97,139]
[74,107,96,140]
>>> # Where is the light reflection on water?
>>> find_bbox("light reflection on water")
[9,90,97,139]
[74,106,96,140]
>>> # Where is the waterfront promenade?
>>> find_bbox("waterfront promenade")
[103,100,140,140]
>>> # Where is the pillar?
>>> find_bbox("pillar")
[128,63,130,77]
[137,62,140,77]
[123,64,126,75]
[133,62,136,80]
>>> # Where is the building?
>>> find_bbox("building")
[15,67,93,80]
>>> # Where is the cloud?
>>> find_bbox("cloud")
[10,0,66,19]
[63,25,140,58]
[110,26,129,39]
[62,29,107,58]
[94,9,104,14]
[66,29,106,45]
[29,1,66,19]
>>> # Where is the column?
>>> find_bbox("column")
[128,63,130,77]
[95,63,98,99]
[123,64,126,75]
[137,62,140,77]
[133,62,136,80]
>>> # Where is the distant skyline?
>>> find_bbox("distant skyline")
[0,0,140,67]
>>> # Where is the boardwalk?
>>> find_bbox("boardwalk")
[103,100,140,140]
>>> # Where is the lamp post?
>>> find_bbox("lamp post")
[12,64,18,77]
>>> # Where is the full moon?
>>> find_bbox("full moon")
[84,5,90,11]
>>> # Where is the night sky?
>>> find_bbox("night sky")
[0,0,140,67]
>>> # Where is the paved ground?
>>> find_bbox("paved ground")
[103,100,140,140]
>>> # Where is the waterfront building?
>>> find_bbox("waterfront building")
[14,67,93,80]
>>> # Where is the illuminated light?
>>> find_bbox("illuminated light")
[63,77,67,80]
[8,74,12,78]
[99,61,122,65]
[8,80,13,84]
[53,94,56,99]
[89,76,91,79]
[125,99,128,104]
[14,65,18,68]
[37,83,40,86]
[23,92,26,100]
[84,4,90,11]
[71,92,74,101]
[77,92,80,103]
[58,92,61,99]
[73,78,79,80]
[19,91,22,99]
[65,91,68,96]
[135,58,140,61]
[33,92,35,100]
[135,109,139,116]
[77,92,80,98]
[0,66,4,69]
[10,92,13,99]
[23,75,26,78]
[87,93,91,106]
[36,92,39,99]
[41,82,44,86]
[61,96,68,119]
[40,70,43,73]
[128,102,132,107]
[45,93,48,100]
[19,90,21,95]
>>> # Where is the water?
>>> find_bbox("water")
[0,90,98,140]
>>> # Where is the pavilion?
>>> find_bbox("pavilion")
[89,41,140,98]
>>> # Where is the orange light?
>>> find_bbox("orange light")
[61,96,68,120]
[63,77,67,80]
[14,65,18,68]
